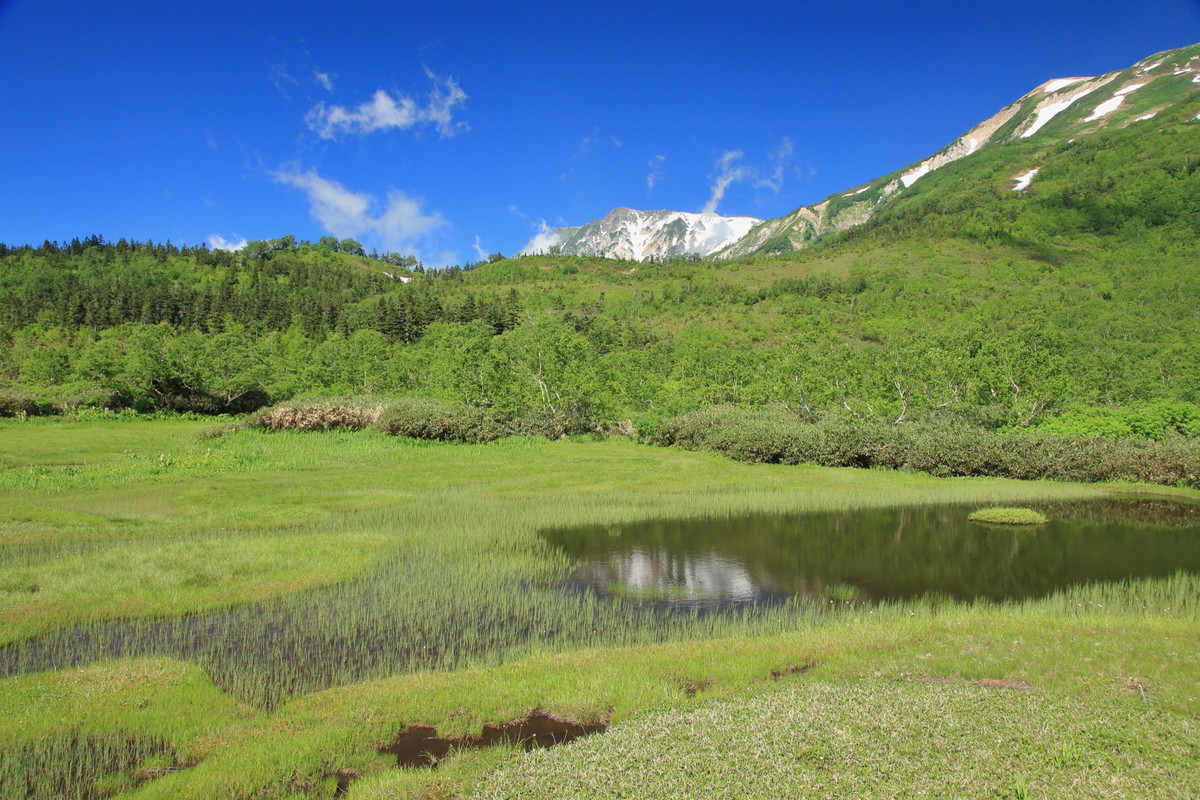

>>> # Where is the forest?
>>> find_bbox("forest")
[2,113,1199,473]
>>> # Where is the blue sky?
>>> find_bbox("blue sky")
[1,0,1198,265]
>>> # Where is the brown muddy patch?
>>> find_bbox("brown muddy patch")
[379,709,609,768]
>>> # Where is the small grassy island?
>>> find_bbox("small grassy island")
[967,507,1050,525]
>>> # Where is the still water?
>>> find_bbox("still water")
[543,499,1200,607]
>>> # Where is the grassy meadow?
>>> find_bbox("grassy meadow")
[1,416,1197,799]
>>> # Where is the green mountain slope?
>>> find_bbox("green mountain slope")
[719,42,1200,258]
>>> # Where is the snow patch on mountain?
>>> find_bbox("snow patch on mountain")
[1021,85,1099,138]
[1085,95,1125,121]
[1011,168,1039,191]
[1043,77,1087,93]
[899,163,930,188]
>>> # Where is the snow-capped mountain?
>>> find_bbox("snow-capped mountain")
[517,44,1198,264]
[716,43,1200,258]
[520,208,761,262]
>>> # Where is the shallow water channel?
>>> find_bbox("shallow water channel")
[542,499,1200,608]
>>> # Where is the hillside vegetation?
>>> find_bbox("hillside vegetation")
[2,80,1199,477]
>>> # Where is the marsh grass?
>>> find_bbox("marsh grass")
[0,425,1107,709]
[101,588,1200,800]
[1,419,1197,799]
[0,658,257,800]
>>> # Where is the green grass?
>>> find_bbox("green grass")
[0,416,212,467]
[0,417,1197,799]
[968,506,1050,525]
[472,678,1197,799]
[107,602,1200,799]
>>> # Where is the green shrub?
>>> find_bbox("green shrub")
[650,407,1200,488]
[1034,403,1200,440]
[374,398,510,443]
[0,387,55,417]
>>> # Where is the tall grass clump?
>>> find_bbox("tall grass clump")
[0,733,173,800]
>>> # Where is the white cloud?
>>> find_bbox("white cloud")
[756,137,795,192]
[647,154,666,189]
[419,68,469,137]
[701,139,794,213]
[208,234,247,252]
[702,150,750,214]
[518,219,565,255]
[313,70,334,92]
[272,166,447,253]
[472,235,488,262]
[305,68,467,139]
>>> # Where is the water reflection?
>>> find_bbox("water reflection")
[543,499,1200,607]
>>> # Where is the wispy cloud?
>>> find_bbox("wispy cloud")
[574,128,623,159]
[207,234,247,252]
[647,154,666,190]
[472,235,488,262]
[273,166,447,253]
[305,68,467,139]
[702,150,751,214]
[756,137,795,192]
[701,138,795,213]
[313,70,334,92]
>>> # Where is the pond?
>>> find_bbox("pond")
[542,499,1200,607]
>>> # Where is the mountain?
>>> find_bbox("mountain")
[519,207,760,262]
[517,45,1198,264]
[716,43,1200,258]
